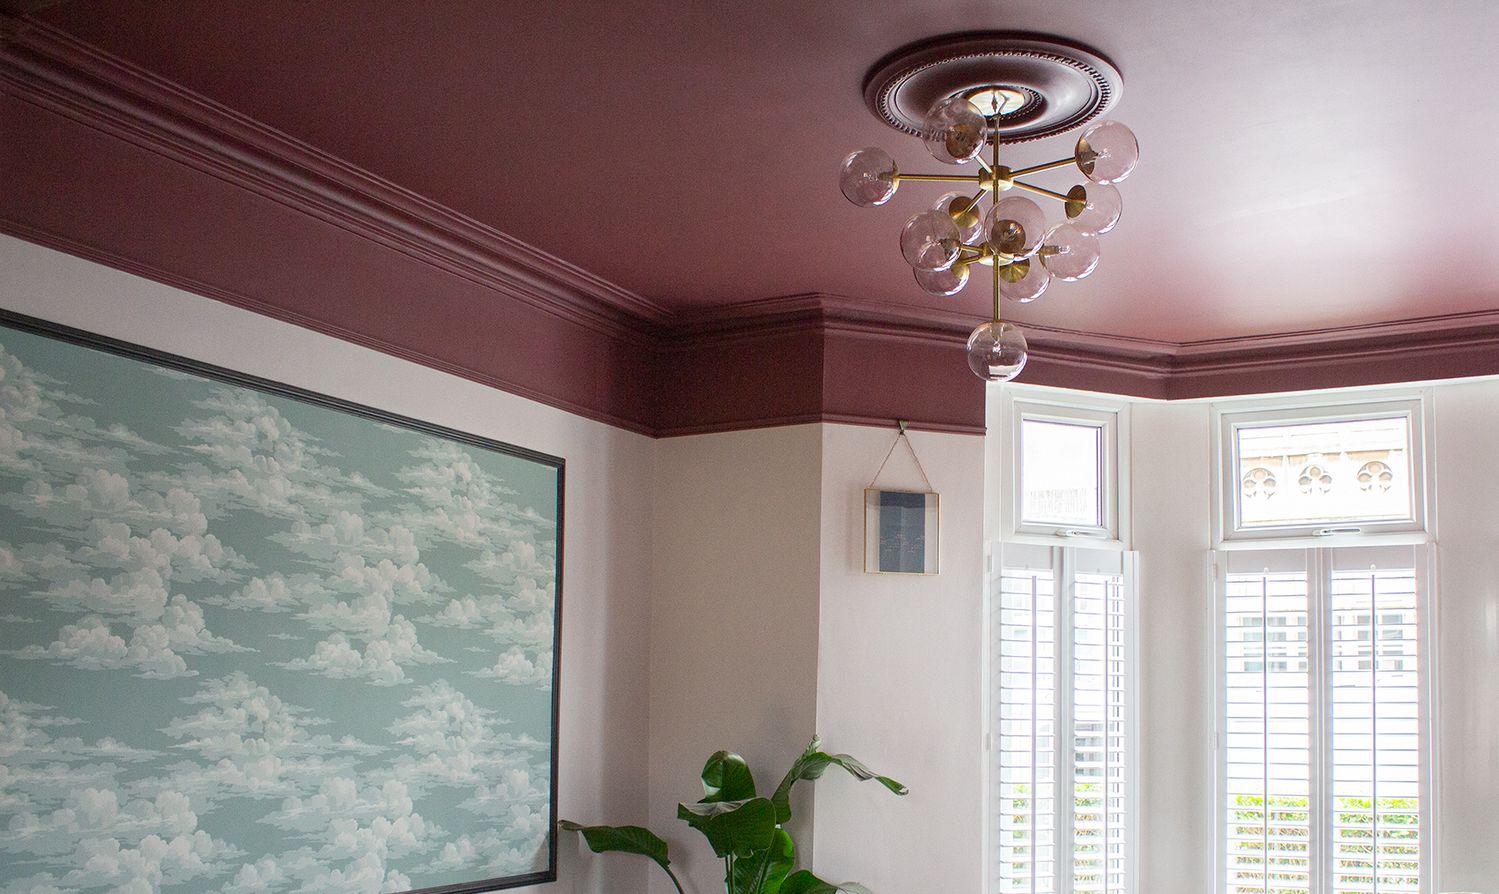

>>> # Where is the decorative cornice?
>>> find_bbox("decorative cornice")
[0,221,662,437]
[0,15,673,342]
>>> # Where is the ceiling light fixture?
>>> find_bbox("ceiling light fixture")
[839,33,1140,382]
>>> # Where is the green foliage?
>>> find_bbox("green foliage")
[1226,794,1421,890]
[560,737,906,894]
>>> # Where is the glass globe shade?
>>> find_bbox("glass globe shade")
[933,191,984,243]
[900,209,962,271]
[1040,223,1101,281]
[1068,182,1123,235]
[999,259,1051,304]
[914,264,970,297]
[1075,120,1139,184]
[966,320,1029,382]
[922,95,989,165]
[986,195,1046,260]
[839,147,899,206]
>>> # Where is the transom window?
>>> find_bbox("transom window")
[1216,397,1430,545]
[1002,396,1127,545]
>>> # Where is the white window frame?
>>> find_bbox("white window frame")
[985,542,1140,894]
[1000,391,1130,549]
[1212,391,1435,549]
[1211,545,1438,894]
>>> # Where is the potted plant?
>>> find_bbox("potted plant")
[560,736,906,894]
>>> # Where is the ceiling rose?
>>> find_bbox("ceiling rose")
[863,31,1123,144]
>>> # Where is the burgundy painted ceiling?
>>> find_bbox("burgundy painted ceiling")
[28,0,1499,344]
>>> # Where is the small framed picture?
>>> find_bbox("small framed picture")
[864,488,940,574]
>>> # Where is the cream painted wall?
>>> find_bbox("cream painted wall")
[648,426,824,894]
[1427,380,1499,892]
[813,424,987,894]
[990,380,1499,892]
[0,235,657,894]
[1129,400,1218,894]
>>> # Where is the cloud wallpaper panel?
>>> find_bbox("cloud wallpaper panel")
[0,315,562,894]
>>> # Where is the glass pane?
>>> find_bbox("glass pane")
[1022,419,1103,527]
[1236,416,1412,529]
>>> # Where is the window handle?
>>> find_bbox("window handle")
[1056,529,1107,539]
[1314,526,1362,536]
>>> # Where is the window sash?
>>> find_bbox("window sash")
[1214,546,1433,894]
[991,544,1138,894]
[1213,395,1432,547]
[1000,394,1129,547]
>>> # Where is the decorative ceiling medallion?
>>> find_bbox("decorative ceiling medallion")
[862,31,1123,144]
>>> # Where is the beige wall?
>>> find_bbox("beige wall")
[648,426,824,894]
[812,424,988,894]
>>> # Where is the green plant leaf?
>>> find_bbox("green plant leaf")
[676,797,778,857]
[779,869,873,894]
[771,736,908,822]
[729,828,795,894]
[700,750,757,802]
[558,820,671,871]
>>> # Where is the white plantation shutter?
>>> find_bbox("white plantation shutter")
[1223,551,1314,894]
[1218,546,1431,894]
[1327,554,1423,893]
[992,544,1136,894]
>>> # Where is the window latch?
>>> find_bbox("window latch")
[1314,526,1362,536]
[1055,529,1107,539]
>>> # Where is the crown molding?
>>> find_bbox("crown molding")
[0,15,673,341]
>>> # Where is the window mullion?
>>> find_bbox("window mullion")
[1310,548,1330,894]
[1057,547,1076,894]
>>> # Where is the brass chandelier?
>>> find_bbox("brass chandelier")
[838,34,1140,382]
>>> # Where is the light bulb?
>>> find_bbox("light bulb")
[839,147,899,206]
[1040,223,1101,281]
[1075,120,1139,184]
[966,320,1028,382]
[933,191,984,243]
[1067,182,1123,235]
[900,209,962,271]
[914,264,969,296]
[986,196,1046,260]
[921,95,989,165]
[999,259,1051,303]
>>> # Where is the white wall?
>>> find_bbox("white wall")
[0,235,658,894]
[993,380,1499,892]
[1427,380,1499,892]
[648,426,825,894]
[813,424,987,894]
[1128,401,1219,894]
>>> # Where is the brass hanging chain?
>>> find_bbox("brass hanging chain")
[866,420,935,493]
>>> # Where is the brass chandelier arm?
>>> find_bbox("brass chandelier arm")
[1008,157,1077,178]
[893,172,986,183]
[1011,180,1073,203]
[958,188,988,217]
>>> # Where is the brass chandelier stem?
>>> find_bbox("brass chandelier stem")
[991,130,1002,323]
